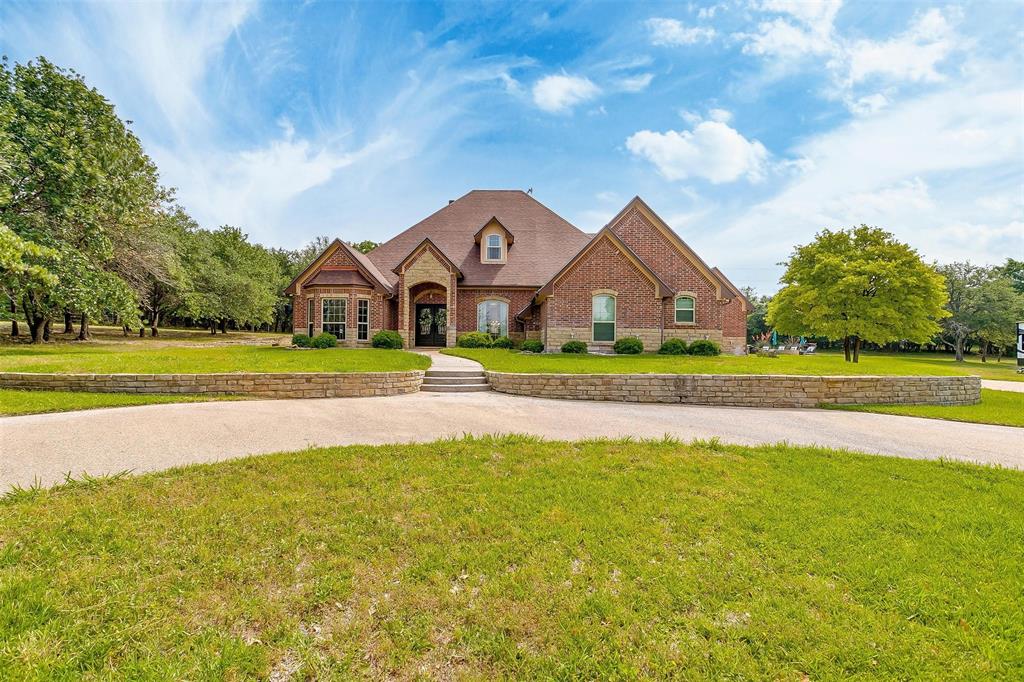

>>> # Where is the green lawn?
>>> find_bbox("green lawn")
[0,389,247,416]
[445,348,1024,381]
[826,388,1024,428]
[0,344,430,374]
[2,437,1021,679]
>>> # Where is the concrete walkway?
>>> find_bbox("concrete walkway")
[982,379,1024,393]
[414,349,483,370]
[1,391,1021,490]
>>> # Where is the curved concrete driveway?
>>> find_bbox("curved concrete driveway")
[1,391,1020,489]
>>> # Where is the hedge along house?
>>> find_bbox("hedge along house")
[286,190,750,353]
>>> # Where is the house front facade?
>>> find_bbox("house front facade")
[286,190,749,354]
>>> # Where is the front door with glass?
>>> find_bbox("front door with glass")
[414,303,447,346]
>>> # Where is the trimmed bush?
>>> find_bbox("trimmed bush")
[371,330,403,349]
[658,338,688,355]
[688,339,721,356]
[456,332,493,348]
[521,339,544,353]
[291,333,311,348]
[310,332,338,349]
[560,340,588,354]
[491,335,514,349]
[613,336,644,354]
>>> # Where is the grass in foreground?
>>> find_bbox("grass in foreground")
[826,388,1024,428]
[445,348,1024,381]
[2,437,1021,679]
[0,389,247,416]
[0,344,429,374]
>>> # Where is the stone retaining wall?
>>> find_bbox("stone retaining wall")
[0,371,424,399]
[487,372,980,407]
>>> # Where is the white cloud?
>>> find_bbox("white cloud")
[760,0,842,35]
[532,73,601,113]
[626,120,769,183]
[847,92,889,116]
[708,108,733,122]
[844,8,958,85]
[717,79,1024,279]
[617,73,654,93]
[740,0,840,59]
[646,17,716,46]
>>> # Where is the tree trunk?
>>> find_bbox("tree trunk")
[954,336,965,362]
[151,310,160,337]
[210,321,218,334]
[219,319,227,334]
[139,326,145,337]
[77,313,90,341]
[123,324,130,336]
[843,336,851,362]
[64,309,73,334]
[43,319,51,342]
[9,298,17,337]
[852,336,861,363]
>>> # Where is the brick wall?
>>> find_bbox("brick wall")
[293,288,384,346]
[487,373,980,407]
[456,288,536,338]
[1,371,423,399]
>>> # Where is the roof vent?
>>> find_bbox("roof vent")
[448,199,454,205]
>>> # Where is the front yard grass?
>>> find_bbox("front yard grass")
[2,436,1021,679]
[825,388,1024,428]
[0,344,430,374]
[444,348,1024,381]
[0,389,248,417]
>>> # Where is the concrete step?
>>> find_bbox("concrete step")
[425,369,486,378]
[420,383,492,393]
[422,376,487,385]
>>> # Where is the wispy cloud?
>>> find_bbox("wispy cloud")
[532,73,601,113]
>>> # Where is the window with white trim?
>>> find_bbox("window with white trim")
[477,300,508,337]
[322,298,346,339]
[486,234,502,261]
[592,295,615,342]
[675,296,695,323]
[357,299,369,341]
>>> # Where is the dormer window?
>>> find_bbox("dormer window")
[486,234,503,261]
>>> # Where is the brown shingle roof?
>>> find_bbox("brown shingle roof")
[366,190,592,287]
[305,269,373,287]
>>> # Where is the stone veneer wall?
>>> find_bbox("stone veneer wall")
[0,371,423,399]
[487,372,980,407]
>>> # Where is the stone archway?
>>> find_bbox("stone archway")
[408,282,448,347]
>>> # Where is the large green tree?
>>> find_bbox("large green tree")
[0,57,162,341]
[767,226,948,362]
[937,263,1024,362]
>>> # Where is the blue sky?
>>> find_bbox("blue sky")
[2,0,1021,292]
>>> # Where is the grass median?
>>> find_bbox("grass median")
[0,389,248,416]
[1,436,1020,679]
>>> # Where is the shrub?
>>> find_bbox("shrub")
[687,339,721,356]
[491,335,514,349]
[371,330,403,349]
[521,339,544,353]
[561,340,587,354]
[456,331,493,348]
[613,336,643,354]
[291,333,311,348]
[658,338,688,355]
[310,332,338,349]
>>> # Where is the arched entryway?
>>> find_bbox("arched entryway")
[409,282,448,347]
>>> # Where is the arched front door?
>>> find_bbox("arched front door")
[414,303,447,347]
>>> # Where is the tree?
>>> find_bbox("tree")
[742,286,771,342]
[0,57,162,341]
[767,226,948,362]
[938,263,1024,362]
[998,258,1024,295]
[349,239,379,254]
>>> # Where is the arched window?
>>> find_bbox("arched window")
[675,296,695,323]
[486,233,503,261]
[592,295,615,341]
[477,299,508,336]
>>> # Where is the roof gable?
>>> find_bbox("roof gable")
[284,239,392,295]
[534,227,673,300]
[392,238,463,279]
[473,216,515,246]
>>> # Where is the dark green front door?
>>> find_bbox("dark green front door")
[415,304,447,346]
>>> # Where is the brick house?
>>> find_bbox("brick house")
[286,190,749,353]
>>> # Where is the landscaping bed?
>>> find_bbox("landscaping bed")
[1,436,1020,678]
[443,348,1024,381]
[0,344,430,374]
